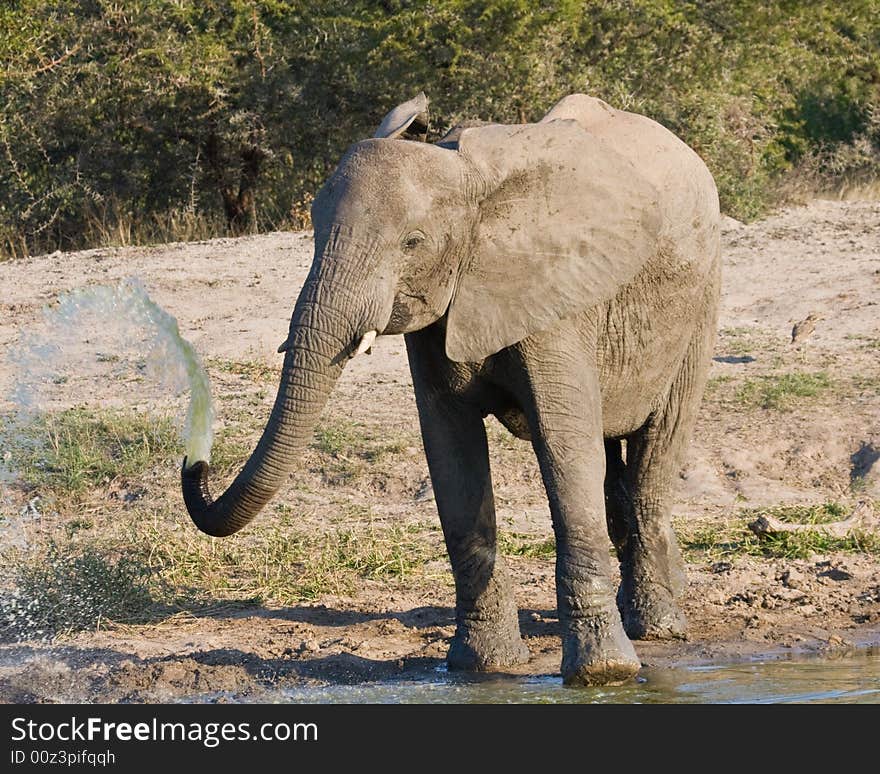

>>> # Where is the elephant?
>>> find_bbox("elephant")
[182,92,721,686]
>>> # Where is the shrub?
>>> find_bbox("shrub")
[2,1,878,257]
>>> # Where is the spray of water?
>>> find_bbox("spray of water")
[6,277,214,463]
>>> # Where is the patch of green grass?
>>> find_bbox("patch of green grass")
[207,429,252,477]
[734,371,832,410]
[311,419,414,485]
[749,527,880,560]
[487,427,523,451]
[745,502,848,524]
[678,502,880,562]
[0,542,154,640]
[10,408,178,497]
[136,516,439,605]
[717,327,758,356]
[362,439,408,462]
[312,525,433,583]
[312,420,364,456]
[498,532,556,559]
[705,375,734,396]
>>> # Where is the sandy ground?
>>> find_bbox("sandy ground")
[0,199,878,702]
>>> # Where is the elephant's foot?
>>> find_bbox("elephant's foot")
[561,616,640,687]
[617,542,688,640]
[446,621,530,672]
[617,578,688,641]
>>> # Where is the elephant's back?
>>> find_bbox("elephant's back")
[542,95,719,246]
[542,96,714,192]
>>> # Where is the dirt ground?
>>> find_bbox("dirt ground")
[0,198,878,703]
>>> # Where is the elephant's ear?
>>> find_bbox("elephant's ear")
[445,120,662,362]
[374,93,429,141]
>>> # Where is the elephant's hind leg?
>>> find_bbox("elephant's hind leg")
[617,325,715,640]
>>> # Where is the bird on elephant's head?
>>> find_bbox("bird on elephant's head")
[182,92,721,687]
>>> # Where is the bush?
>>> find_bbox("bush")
[1,1,878,257]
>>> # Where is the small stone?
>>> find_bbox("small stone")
[780,568,806,590]
[777,587,807,603]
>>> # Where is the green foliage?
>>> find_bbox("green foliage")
[312,419,364,457]
[308,419,414,484]
[140,519,438,604]
[2,1,879,257]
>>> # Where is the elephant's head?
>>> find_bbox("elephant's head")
[182,93,660,536]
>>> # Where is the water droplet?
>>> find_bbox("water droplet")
[4,277,214,463]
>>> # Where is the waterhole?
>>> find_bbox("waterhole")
[172,649,880,704]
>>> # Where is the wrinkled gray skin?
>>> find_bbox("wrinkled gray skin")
[182,93,721,686]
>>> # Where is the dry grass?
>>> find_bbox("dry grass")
[0,408,442,638]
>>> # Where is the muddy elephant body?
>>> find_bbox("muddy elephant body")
[183,93,721,686]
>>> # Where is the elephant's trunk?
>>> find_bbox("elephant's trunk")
[182,231,389,537]
[181,343,342,537]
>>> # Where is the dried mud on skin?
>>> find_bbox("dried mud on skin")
[1,200,879,702]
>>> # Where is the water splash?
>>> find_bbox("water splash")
[5,277,214,463]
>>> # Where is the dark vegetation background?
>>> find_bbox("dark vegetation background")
[1,0,878,258]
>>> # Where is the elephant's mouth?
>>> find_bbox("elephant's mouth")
[387,298,415,331]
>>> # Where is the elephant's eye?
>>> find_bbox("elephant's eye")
[402,231,426,251]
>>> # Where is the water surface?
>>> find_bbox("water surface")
[275,651,880,704]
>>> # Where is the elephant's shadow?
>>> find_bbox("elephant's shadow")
[227,603,559,637]
[191,602,561,684]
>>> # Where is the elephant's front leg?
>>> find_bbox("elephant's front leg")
[513,333,640,686]
[406,335,529,671]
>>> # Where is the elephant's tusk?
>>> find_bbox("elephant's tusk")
[352,330,377,357]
